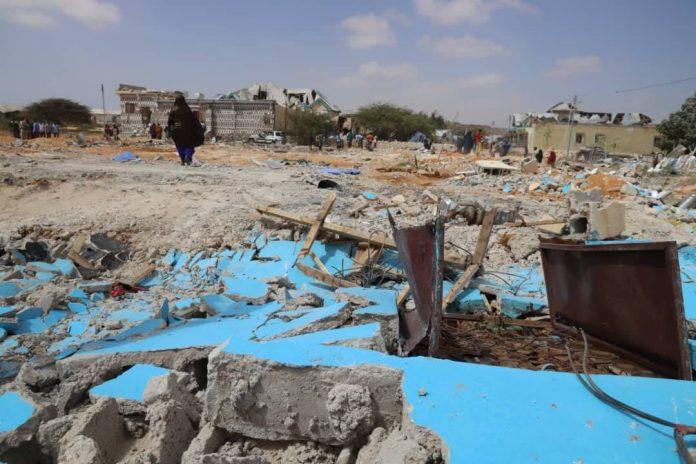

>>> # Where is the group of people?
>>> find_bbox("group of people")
[313,131,377,151]
[147,122,165,140]
[8,119,60,140]
[533,146,557,167]
[103,123,120,140]
[455,129,485,155]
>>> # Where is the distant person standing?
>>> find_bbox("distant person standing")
[43,121,50,138]
[462,131,474,154]
[474,129,482,155]
[155,123,163,140]
[149,122,157,140]
[499,137,511,157]
[52,122,60,138]
[168,94,204,166]
[547,148,557,167]
[346,130,354,148]
[19,119,28,140]
[366,132,374,151]
[534,146,543,163]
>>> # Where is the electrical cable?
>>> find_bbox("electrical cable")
[615,76,696,94]
[565,330,696,464]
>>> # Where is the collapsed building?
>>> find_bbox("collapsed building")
[116,84,276,140]
[219,83,340,119]
[513,102,659,155]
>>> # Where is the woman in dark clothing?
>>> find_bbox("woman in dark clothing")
[167,94,204,166]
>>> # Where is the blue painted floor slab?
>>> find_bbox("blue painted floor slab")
[0,392,34,433]
[90,364,170,402]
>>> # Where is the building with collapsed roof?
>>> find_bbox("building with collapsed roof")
[219,83,340,119]
[116,84,276,140]
[513,102,659,155]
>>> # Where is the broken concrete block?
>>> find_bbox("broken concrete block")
[570,188,603,203]
[143,371,201,423]
[391,194,406,204]
[58,397,130,464]
[537,223,566,235]
[17,361,59,391]
[144,400,196,464]
[38,415,74,461]
[621,183,638,196]
[326,383,375,443]
[528,182,541,192]
[78,281,112,293]
[589,202,626,240]
[181,422,229,464]
[205,352,402,446]
[521,160,539,174]
[58,434,103,464]
[355,426,443,464]
[657,190,678,206]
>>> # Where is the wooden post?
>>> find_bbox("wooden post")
[294,192,337,265]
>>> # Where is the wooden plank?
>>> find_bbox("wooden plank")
[256,204,468,269]
[68,250,95,270]
[504,218,565,228]
[348,200,370,218]
[129,264,156,287]
[442,312,552,329]
[396,284,410,307]
[472,209,497,266]
[295,262,357,288]
[71,234,87,254]
[308,251,331,275]
[296,192,337,261]
[442,263,480,307]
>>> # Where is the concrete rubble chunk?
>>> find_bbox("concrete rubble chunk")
[57,397,131,464]
[143,371,201,424]
[143,400,196,464]
[58,434,104,464]
[521,159,539,174]
[589,201,626,240]
[181,422,229,464]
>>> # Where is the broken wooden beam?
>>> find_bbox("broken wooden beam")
[348,200,370,218]
[255,204,468,269]
[295,192,336,263]
[472,208,497,266]
[442,263,480,308]
[295,262,357,288]
[129,264,156,287]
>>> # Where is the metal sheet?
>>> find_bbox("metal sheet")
[539,239,692,380]
[390,214,444,353]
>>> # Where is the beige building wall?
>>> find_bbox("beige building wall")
[526,122,658,155]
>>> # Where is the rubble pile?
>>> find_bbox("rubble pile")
[0,138,695,463]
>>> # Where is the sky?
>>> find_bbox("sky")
[1,0,695,126]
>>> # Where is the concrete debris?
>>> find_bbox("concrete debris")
[589,201,626,240]
[1,137,696,464]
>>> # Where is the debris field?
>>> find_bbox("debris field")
[1,134,696,463]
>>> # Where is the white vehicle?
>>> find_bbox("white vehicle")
[248,131,286,145]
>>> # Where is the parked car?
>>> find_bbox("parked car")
[247,131,286,145]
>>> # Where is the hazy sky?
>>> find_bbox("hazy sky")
[1,0,695,125]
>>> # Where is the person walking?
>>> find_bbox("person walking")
[534,146,543,164]
[168,94,204,166]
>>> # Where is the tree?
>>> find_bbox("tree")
[23,98,92,125]
[657,93,696,151]
[287,109,334,145]
[353,103,446,141]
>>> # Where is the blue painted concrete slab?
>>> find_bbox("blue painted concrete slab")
[362,191,377,200]
[27,261,60,273]
[90,364,170,402]
[0,327,5,340]
[69,321,88,336]
[68,288,89,301]
[0,282,22,299]
[201,295,245,314]
[223,277,269,299]
[67,301,88,314]
[174,298,200,310]
[54,258,77,277]
[442,282,487,313]
[301,242,354,276]
[108,309,152,323]
[337,287,397,316]
[255,302,347,339]
[0,392,34,433]
[35,272,57,282]
[17,307,43,321]
[0,305,16,317]
[498,294,547,318]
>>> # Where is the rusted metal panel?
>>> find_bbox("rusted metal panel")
[539,239,692,380]
[389,213,444,354]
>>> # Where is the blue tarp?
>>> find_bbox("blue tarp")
[112,152,140,162]
[319,168,360,175]
[408,132,426,143]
